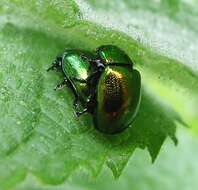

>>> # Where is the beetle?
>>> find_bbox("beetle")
[47,45,141,134]
[47,49,95,115]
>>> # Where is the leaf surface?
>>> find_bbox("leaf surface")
[0,0,197,189]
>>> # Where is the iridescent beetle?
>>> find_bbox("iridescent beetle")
[47,45,141,134]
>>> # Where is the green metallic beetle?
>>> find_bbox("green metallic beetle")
[47,49,94,113]
[47,45,141,134]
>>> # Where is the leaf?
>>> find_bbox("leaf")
[13,128,198,190]
[76,0,198,131]
[0,0,197,189]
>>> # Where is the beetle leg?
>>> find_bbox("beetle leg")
[47,56,62,71]
[54,78,68,90]
[72,92,88,117]
[67,80,81,110]
[73,96,79,109]
[75,108,88,117]
[54,77,81,110]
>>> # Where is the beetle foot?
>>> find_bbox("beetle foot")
[47,65,56,72]
[54,78,68,90]
[75,108,88,117]
[47,57,62,71]
[73,98,78,109]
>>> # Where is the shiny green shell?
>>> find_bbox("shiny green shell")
[94,45,141,134]
[61,50,92,103]
[97,45,133,66]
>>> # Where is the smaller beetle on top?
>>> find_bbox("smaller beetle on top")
[47,45,141,134]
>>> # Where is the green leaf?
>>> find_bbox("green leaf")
[0,0,197,189]
[14,128,198,190]
[77,0,198,131]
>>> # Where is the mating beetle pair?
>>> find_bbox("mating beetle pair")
[47,45,141,134]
